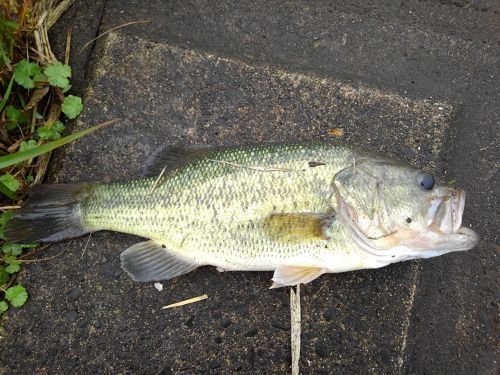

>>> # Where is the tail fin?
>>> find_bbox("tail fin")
[6,183,91,244]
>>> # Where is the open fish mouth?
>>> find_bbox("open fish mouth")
[425,188,478,239]
[335,184,479,259]
[426,188,465,234]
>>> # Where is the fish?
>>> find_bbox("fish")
[6,142,479,288]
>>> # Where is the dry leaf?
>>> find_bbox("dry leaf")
[328,128,345,137]
[25,86,50,110]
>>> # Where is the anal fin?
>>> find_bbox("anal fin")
[270,266,326,289]
[120,240,198,282]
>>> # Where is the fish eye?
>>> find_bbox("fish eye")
[417,172,435,191]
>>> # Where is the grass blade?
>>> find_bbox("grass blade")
[0,119,120,170]
[0,75,15,113]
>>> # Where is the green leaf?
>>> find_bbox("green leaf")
[37,126,61,140]
[0,121,116,170]
[25,175,34,184]
[5,262,20,274]
[5,285,28,307]
[19,140,37,152]
[14,60,41,89]
[62,95,83,119]
[0,266,9,285]
[6,105,26,125]
[0,43,10,67]
[34,111,44,120]
[32,73,48,84]
[3,254,16,263]
[0,301,8,314]
[0,211,13,241]
[44,62,71,88]
[53,121,66,133]
[2,243,24,256]
[0,174,20,192]
[0,19,19,31]
[0,182,17,200]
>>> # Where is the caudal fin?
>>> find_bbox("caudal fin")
[6,183,91,244]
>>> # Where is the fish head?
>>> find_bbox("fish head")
[332,158,479,262]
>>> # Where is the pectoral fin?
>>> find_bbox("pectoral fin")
[264,212,335,242]
[120,240,198,282]
[270,266,326,288]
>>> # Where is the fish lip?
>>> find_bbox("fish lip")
[455,226,480,245]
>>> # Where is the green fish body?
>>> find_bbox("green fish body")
[7,142,479,287]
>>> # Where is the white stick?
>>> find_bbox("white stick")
[290,284,301,375]
[161,294,208,309]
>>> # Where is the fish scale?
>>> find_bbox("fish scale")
[80,143,359,270]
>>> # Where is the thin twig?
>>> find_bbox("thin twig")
[47,0,77,29]
[162,294,208,309]
[28,46,52,62]
[290,284,301,375]
[17,247,67,263]
[149,166,167,195]
[0,205,21,210]
[18,244,52,259]
[81,232,92,258]
[208,159,297,173]
[80,20,152,51]
[65,29,72,65]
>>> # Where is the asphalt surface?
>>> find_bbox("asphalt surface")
[0,1,498,374]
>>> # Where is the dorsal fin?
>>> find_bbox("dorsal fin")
[143,145,215,177]
[264,212,335,242]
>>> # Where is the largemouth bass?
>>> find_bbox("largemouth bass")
[7,142,479,287]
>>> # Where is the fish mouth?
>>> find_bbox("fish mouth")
[335,185,479,259]
[426,188,467,235]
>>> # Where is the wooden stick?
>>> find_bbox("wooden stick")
[291,284,301,375]
[161,294,208,309]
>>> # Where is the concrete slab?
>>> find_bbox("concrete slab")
[1,0,498,373]
[99,1,500,372]
[0,32,455,374]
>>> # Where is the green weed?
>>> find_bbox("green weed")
[0,1,108,314]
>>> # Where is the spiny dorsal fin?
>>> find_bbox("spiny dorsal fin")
[270,266,326,288]
[143,145,216,177]
[120,240,198,282]
[264,212,335,242]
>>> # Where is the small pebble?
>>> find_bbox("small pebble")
[184,315,195,328]
[154,282,163,291]
[208,360,222,369]
[67,287,82,302]
[65,310,78,322]
[220,318,232,328]
[315,342,329,358]
[245,328,258,337]
[323,308,335,322]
